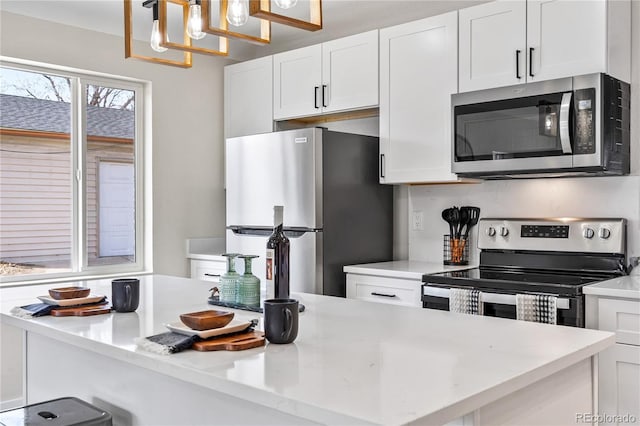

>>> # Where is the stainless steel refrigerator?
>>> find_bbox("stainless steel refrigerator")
[225,128,393,297]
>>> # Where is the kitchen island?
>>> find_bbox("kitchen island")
[0,275,613,425]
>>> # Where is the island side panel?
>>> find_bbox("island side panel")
[474,357,595,425]
[25,333,324,426]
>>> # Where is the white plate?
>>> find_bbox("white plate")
[165,320,253,339]
[37,294,105,307]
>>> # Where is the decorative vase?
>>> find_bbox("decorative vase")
[237,255,260,307]
[220,253,240,303]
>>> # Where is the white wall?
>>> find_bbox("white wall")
[0,11,230,404]
[406,2,640,264]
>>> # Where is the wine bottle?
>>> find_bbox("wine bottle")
[266,205,290,299]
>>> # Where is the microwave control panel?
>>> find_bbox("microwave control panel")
[573,88,595,154]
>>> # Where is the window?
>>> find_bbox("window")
[0,59,149,283]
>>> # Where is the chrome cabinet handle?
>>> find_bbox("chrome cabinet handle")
[371,292,397,298]
[516,50,522,79]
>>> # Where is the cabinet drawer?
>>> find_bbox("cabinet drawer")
[191,260,226,283]
[598,298,640,346]
[346,274,421,307]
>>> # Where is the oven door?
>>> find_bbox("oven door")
[422,285,584,327]
[452,77,576,176]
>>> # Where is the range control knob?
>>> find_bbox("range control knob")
[599,228,611,239]
[583,227,595,239]
[486,226,496,237]
[500,226,509,237]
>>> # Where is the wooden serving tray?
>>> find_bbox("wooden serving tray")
[192,331,265,352]
[50,302,112,317]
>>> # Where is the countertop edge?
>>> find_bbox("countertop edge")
[582,286,640,300]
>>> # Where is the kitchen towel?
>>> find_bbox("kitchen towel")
[136,319,259,355]
[10,297,108,319]
[516,294,557,325]
[449,288,483,315]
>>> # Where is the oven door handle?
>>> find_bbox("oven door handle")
[559,92,573,154]
[422,286,571,310]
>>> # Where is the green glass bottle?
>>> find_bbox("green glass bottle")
[237,255,260,307]
[220,253,240,303]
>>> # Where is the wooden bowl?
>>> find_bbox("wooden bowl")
[180,310,234,331]
[48,286,91,300]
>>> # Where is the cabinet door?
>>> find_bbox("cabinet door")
[273,44,322,120]
[527,0,606,82]
[321,30,379,113]
[191,259,226,283]
[379,12,458,184]
[459,0,526,92]
[224,56,273,138]
[599,344,640,424]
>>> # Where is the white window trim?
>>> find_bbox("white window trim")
[0,56,153,286]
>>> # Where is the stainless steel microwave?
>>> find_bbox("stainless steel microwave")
[452,73,630,178]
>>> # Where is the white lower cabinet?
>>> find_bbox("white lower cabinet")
[346,274,421,307]
[586,293,640,424]
[190,259,226,284]
[598,343,640,424]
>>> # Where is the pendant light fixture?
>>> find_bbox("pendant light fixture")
[274,0,297,9]
[149,1,168,52]
[186,0,206,39]
[226,0,249,27]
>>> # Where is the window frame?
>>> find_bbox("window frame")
[0,56,152,286]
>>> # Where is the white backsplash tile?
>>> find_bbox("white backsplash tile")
[408,176,640,265]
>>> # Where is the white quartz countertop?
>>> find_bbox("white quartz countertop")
[583,274,640,300]
[1,275,613,425]
[344,260,474,280]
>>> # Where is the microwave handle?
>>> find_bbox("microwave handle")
[422,285,571,309]
[559,92,573,154]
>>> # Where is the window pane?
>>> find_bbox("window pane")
[85,84,136,267]
[0,67,72,276]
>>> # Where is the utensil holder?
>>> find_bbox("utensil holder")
[443,235,469,265]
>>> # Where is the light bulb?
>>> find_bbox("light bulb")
[226,0,248,27]
[275,0,297,9]
[150,20,168,53]
[187,2,206,40]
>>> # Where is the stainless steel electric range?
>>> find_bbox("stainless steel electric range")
[423,218,627,327]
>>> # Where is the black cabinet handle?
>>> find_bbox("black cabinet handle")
[529,47,535,77]
[314,86,320,109]
[371,292,396,298]
[322,84,327,107]
[516,50,522,79]
[204,273,221,277]
[380,154,385,178]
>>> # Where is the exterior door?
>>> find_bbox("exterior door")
[273,45,322,120]
[321,30,378,113]
[527,0,606,83]
[459,0,527,92]
[98,161,134,257]
[379,11,459,183]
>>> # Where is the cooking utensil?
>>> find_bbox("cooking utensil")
[457,207,471,239]
[442,208,455,239]
[462,206,481,239]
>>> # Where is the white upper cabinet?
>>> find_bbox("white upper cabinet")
[224,56,273,139]
[459,1,527,93]
[321,30,379,114]
[459,0,631,92]
[273,30,378,120]
[379,11,459,184]
[273,45,322,120]
[527,0,606,82]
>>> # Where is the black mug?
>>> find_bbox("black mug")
[264,299,298,344]
[112,278,140,313]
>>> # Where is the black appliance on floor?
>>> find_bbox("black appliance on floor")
[423,218,627,327]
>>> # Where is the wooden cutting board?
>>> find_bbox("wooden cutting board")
[50,302,112,317]
[192,331,265,352]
